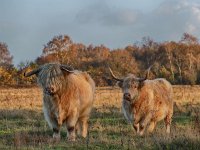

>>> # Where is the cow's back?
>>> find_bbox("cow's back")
[144,78,173,119]
[135,78,173,117]
[152,78,173,105]
[144,78,173,103]
[62,71,95,117]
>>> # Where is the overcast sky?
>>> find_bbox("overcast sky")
[1,0,200,65]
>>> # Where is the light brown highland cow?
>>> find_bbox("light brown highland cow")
[24,63,95,141]
[109,67,173,136]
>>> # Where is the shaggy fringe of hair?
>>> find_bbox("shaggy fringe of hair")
[38,63,66,91]
[37,63,95,95]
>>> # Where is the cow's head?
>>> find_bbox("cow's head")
[24,63,75,95]
[109,67,151,102]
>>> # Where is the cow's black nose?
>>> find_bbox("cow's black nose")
[123,93,131,101]
[46,86,55,94]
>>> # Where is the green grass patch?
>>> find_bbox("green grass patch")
[0,107,200,149]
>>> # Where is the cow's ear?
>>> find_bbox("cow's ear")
[117,81,123,88]
[138,80,145,89]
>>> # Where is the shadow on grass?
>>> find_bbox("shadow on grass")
[0,109,43,120]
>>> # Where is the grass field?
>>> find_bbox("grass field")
[0,86,200,149]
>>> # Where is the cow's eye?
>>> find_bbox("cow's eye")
[131,85,134,88]
[133,85,137,89]
[131,84,136,89]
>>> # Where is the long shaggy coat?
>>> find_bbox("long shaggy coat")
[25,63,95,141]
[109,68,173,136]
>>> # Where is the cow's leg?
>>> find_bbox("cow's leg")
[45,114,61,140]
[66,109,78,141]
[79,106,92,138]
[80,117,89,138]
[53,126,61,140]
[75,117,89,138]
[50,117,61,140]
[133,114,141,134]
[133,123,140,134]
[75,120,81,136]
[139,113,152,136]
[147,121,156,133]
[43,106,61,140]
[164,113,172,134]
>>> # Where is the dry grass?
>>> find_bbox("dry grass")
[0,86,200,149]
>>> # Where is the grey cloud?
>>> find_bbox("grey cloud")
[136,0,200,41]
[76,1,141,26]
[75,0,200,43]
[1,0,200,66]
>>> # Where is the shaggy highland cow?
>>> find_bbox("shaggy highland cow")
[24,63,95,141]
[109,67,173,136]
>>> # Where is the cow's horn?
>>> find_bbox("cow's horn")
[138,65,153,82]
[60,65,74,73]
[24,67,41,77]
[108,67,123,82]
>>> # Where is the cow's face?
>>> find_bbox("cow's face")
[38,64,65,95]
[121,76,141,102]
[24,63,75,96]
[109,67,150,102]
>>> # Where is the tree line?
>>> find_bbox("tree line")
[1,33,200,87]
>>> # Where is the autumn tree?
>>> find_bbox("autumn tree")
[33,33,200,86]
[0,42,13,66]
[78,45,111,86]
[178,33,200,84]
[134,37,159,69]
[180,33,198,45]
[0,42,15,85]
[16,61,38,85]
[40,35,73,64]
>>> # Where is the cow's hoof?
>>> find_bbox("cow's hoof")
[53,133,61,142]
[82,132,88,138]
[139,131,144,136]
[166,127,170,134]
[68,136,76,142]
